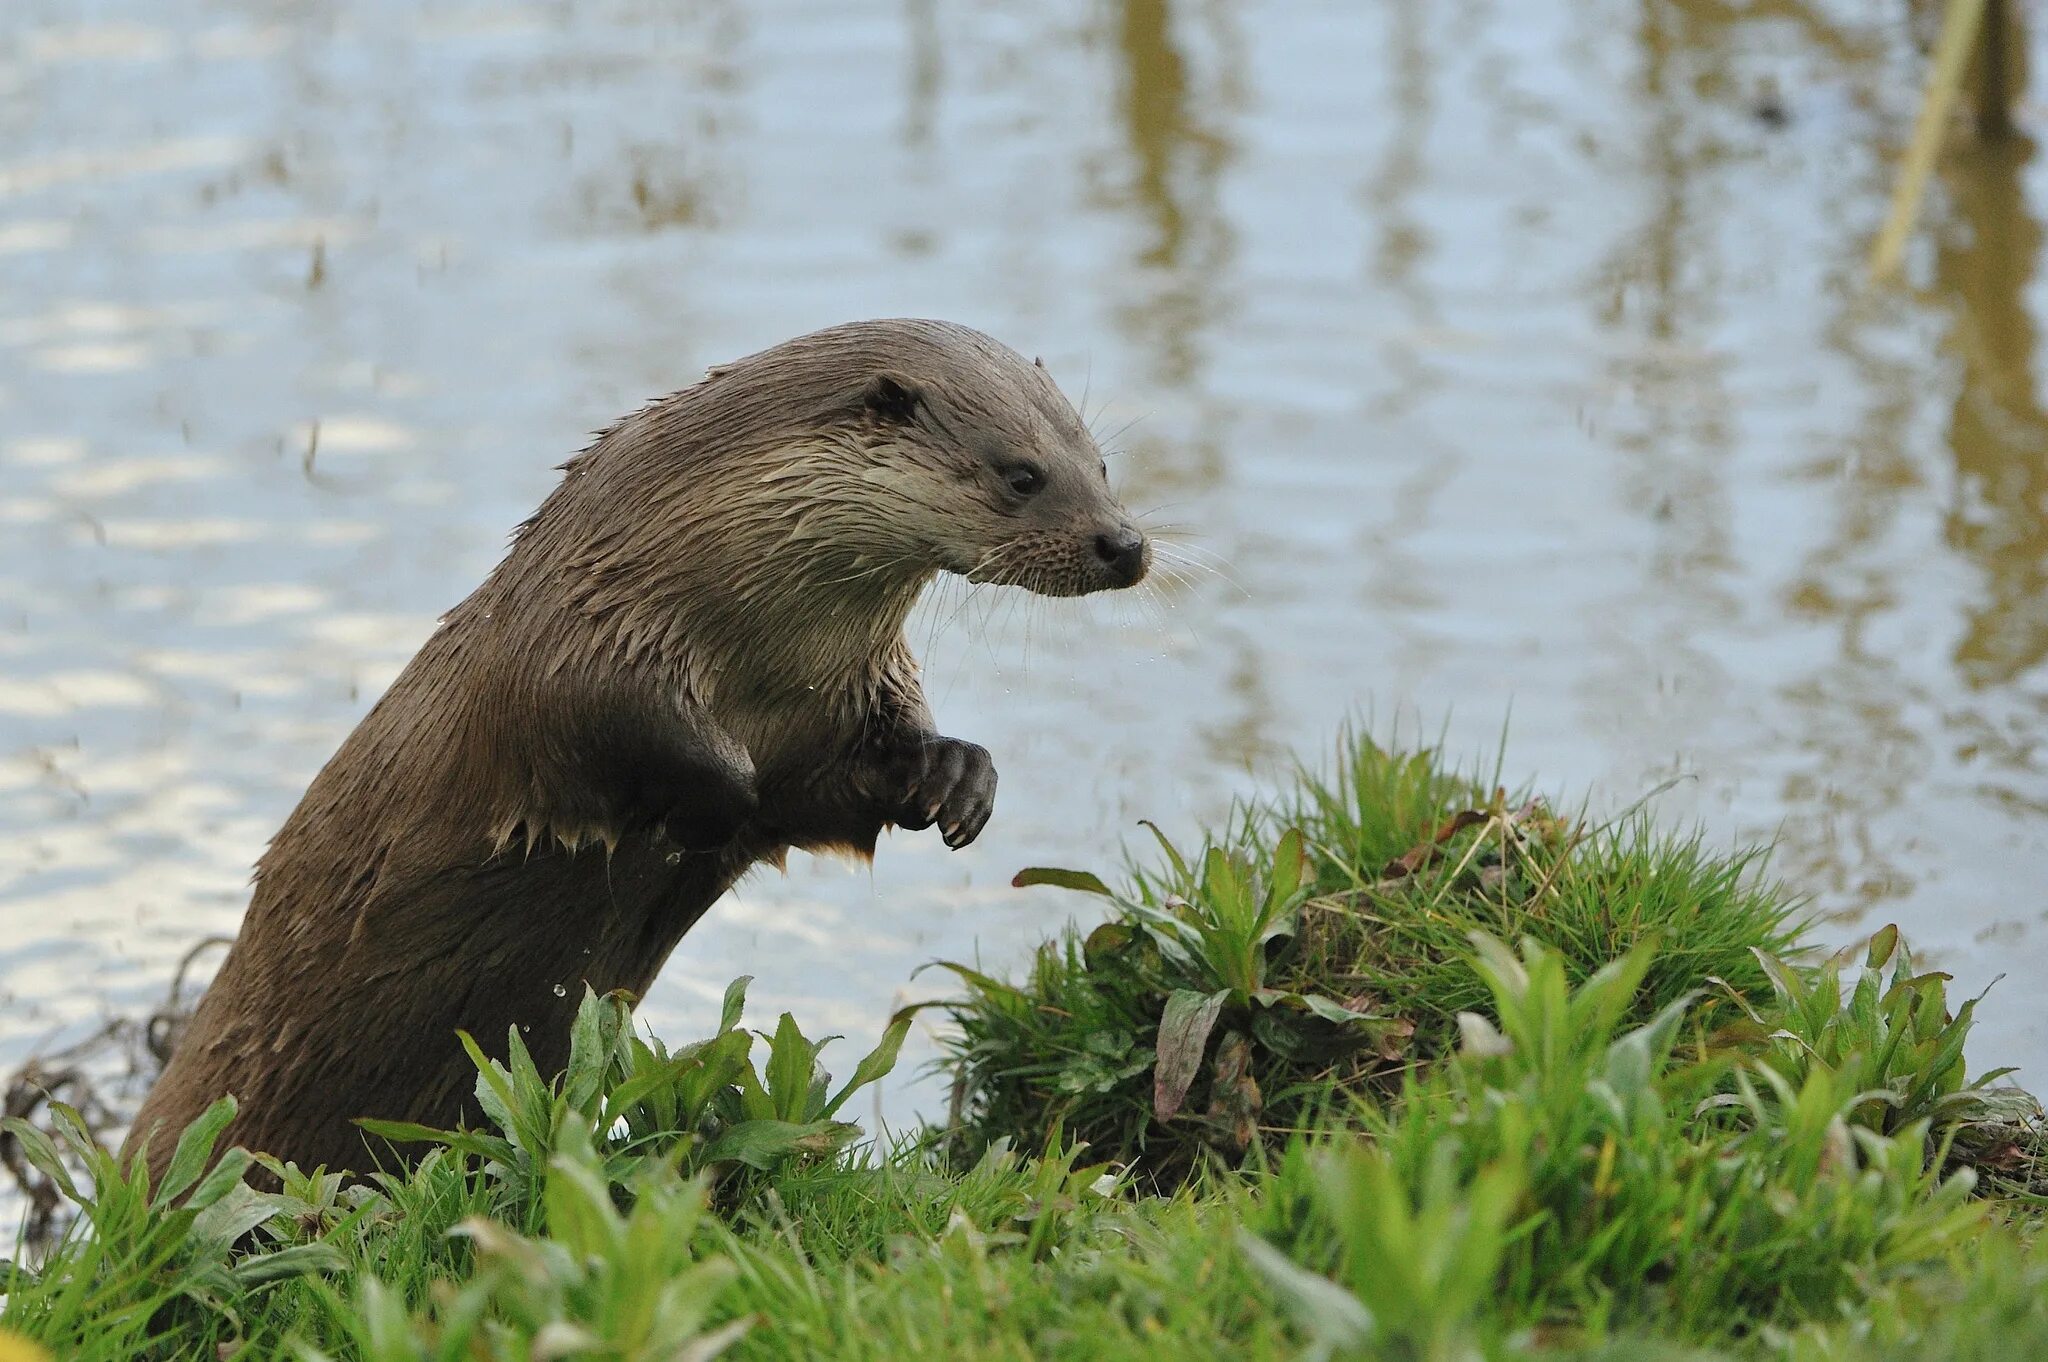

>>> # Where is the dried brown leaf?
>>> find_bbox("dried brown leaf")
[1204,1031,1262,1158]
[1379,809,1489,880]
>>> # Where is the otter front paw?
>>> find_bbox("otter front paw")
[892,737,997,849]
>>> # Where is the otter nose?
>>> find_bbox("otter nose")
[1092,525,1149,586]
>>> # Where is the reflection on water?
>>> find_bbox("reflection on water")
[1105,0,1236,389]
[1941,133,2048,691]
[3,0,2047,1231]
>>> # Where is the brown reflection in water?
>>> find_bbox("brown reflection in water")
[1781,285,1932,914]
[1604,0,1928,914]
[1577,0,1754,813]
[1350,5,1460,633]
[1600,0,1737,583]
[1117,0,1192,267]
[1929,130,2048,822]
[1107,0,1235,386]
[1935,133,2048,691]
[1690,0,1868,62]
[1103,0,1252,761]
[1363,0,1439,423]
[1768,27,2048,912]
[1364,0,1427,295]
[1768,47,1936,917]
[1776,335,1929,915]
[1197,636,1281,773]
[903,0,942,153]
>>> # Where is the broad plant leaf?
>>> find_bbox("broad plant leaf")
[818,1006,922,1120]
[718,976,752,1036]
[1154,988,1230,1123]
[702,1119,855,1169]
[0,1116,81,1204]
[153,1096,239,1209]
[1011,866,1115,896]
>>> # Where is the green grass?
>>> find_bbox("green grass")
[3,728,2044,1361]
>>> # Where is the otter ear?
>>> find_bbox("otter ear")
[861,373,922,424]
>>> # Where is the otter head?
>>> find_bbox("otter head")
[812,321,1152,598]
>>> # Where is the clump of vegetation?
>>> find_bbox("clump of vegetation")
[354,974,918,1226]
[2,729,2044,1360]
[1245,932,1987,1355]
[303,1123,747,1362]
[942,731,1806,1179]
[2,982,910,1360]
[1709,924,2046,1199]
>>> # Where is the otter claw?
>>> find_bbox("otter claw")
[898,736,996,848]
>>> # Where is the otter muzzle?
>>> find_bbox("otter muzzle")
[1092,525,1150,588]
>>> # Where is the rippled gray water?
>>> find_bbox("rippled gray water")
[3,0,2045,1194]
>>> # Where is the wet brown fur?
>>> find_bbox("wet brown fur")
[126,319,1148,1181]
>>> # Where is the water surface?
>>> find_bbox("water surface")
[3,0,2045,1176]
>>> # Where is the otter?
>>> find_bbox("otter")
[127,319,1150,1181]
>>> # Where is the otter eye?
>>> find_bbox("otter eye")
[1003,464,1046,496]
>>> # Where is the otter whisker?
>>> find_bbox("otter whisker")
[1123,566,1191,638]
[924,548,1009,651]
[1151,541,1248,599]
[1147,543,1216,579]
[1096,409,1148,450]
[1146,559,1198,597]
[1137,580,1201,648]
[922,582,980,661]
[969,537,1033,592]
[1155,537,1229,564]
[953,541,1015,592]
[995,579,1039,670]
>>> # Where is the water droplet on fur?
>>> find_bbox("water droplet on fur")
[552,983,567,997]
